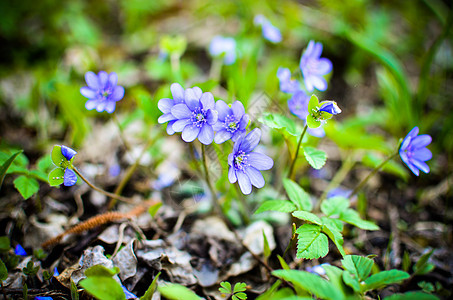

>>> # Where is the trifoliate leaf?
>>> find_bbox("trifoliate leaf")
[254,200,297,214]
[13,176,39,199]
[295,224,329,259]
[282,179,312,211]
[341,255,374,281]
[303,147,327,169]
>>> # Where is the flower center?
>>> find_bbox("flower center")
[224,115,238,133]
[191,108,207,127]
[99,87,113,100]
[234,150,249,171]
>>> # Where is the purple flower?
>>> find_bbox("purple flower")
[300,40,332,92]
[306,263,330,276]
[319,101,341,115]
[399,127,432,176]
[158,83,186,135]
[80,71,125,113]
[35,297,53,300]
[288,91,309,119]
[60,146,78,187]
[213,100,249,144]
[277,67,301,94]
[254,15,282,43]
[122,285,138,299]
[228,128,273,194]
[61,145,77,161]
[15,244,27,256]
[170,87,218,145]
[209,36,237,65]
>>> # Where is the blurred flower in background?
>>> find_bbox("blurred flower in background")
[277,67,301,94]
[254,15,282,43]
[208,36,237,65]
[80,71,125,113]
[300,40,332,92]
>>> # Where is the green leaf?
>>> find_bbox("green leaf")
[234,292,247,300]
[321,217,344,232]
[321,196,350,217]
[219,281,232,294]
[158,282,202,300]
[413,249,435,275]
[272,269,343,300]
[340,209,379,230]
[71,278,79,300]
[282,179,312,211]
[13,176,39,199]
[0,236,11,252]
[140,272,160,300]
[323,265,353,297]
[0,151,23,190]
[384,291,439,300]
[277,255,290,270]
[48,168,65,186]
[292,211,322,225]
[262,231,271,259]
[363,270,410,292]
[148,202,162,218]
[322,224,345,257]
[79,276,126,300]
[342,271,361,293]
[84,265,120,277]
[233,282,247,293]
[295,224,329,259]
[341,255,374,281]
[259,113,300,137]
[51,145,66,167]
[303,147,327,170]
[0,258,8,281]
[254,200,297,214]
[308,94,319,112]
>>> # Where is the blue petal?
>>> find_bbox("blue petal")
[245,167,265,188]
[228,166,237,183]
[185,89,201,110]
[171,83,185,103]
[412,159,430,174]
[98,71,108,88]
[15,244,27,256]
[108,72,118,87]
[215,100,230,121]
[64,168,77,186]
[158,98,174,114]
[413,148,432,161]
[172,118,191,132]
[80,87,97,99]
[215,129,233,144]
[122,285,138,300]
[85,71,99,89]
[198,125,214,145]
[110,86,125,102]
[248,152,273,170]
[240,128,261,153]
[192,87,203,99]
[104,101,116,114]
[95,101,107,112]
[166,121,176,135]
[182,125,200,142]
[206,109,218,125]
[158,113,177,124]
[200,92,215,110]
[171,104,192,119]
[231,101,245,119]
[262,22,282,43]
[85,99,99,110]
[61,145,77,161]
[237,171,252,195]
[411,134,432,149]
[319,101,341,115]
[313,58,332,75]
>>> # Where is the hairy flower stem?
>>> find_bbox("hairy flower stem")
[288,124,308,180]
[349,152,399,199]
[72,167,134,204]
[201,144,222,215]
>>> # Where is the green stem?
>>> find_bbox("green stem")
[72,167,134,204]
[288,124,308,180]
[201,144,222,214]
[349,152,399,199]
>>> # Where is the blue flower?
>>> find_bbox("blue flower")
[228,128,273,194]
[49,145,78,187]
[209,36,237,65]
[15,244,27,256]
[300,41,332,92]
[122,284,138,300]
[80,71,125,113]
[158,83,186,135]
[34,297,53,300]
[288,91,309,119]
[170,87,218,145]
[60,145,78,186]
[319,101,341,115]
[254,15,282,43]
[399,127,432,176]
[306,263,330,276]
[277,67,301,94]
[213,100,249,144]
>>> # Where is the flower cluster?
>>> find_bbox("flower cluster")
[399,127,432,176]
[80,71,125,113]
[158,84,273,194]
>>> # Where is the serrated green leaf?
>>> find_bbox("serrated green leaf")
[48,168,65,186]
[321,217,344,232]
[384,291,439,300]
[272,269,343,300]
[295,224,329,259]
[292,211,322,225]
[282,179,312,211]
[13,176,39,199]
[0,258,8,281]
[321,196,350,217]
[342,271,361,293]
[322,224,345,257]
[340,209,379,230]
[140,272,160,300]
[0,151,23,190]
[303,147,327,170]
[341,255,374,281]
[51,145,66,167]
[363,270,409,292]
[79,276,126,300]
[254,200,297,214]
[233,282,247,293]
[158,282,202,300]
[84,265,120,277]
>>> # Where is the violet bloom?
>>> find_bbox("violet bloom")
[288,91,309,119]
[213,100,249,144]
[399,127,432,176]
[15,244,27,256]
[158,83,186,135]
[277,67,301,94]
[209,36,237,65]
[170,87,218,145]
[300,40,332,92]
[319,101,341,115]
[228,128,273,194]
[254,15,282,43]
[61,145,78,187]
[80,71,125,113]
